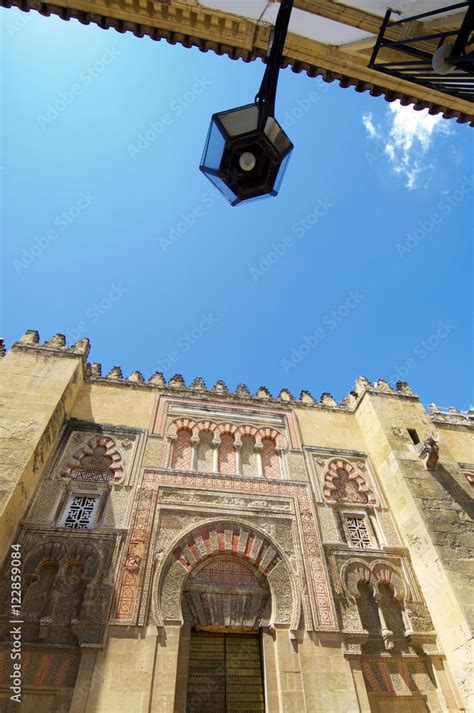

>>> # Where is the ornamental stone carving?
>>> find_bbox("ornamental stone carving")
[152,519,299,630]
[323,459,376,506]
[0,533,117,647]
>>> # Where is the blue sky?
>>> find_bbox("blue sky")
[1,8,472,409]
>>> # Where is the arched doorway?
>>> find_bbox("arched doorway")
[183,556,269,713]
[152,520,299,713]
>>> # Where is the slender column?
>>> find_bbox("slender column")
[373,594,393,650]
[190,435,199,471]
[400,603,414,637]
[235,441,242,475]
[212,437,220,473]
[255,443,263,477]
[276,448,285,479]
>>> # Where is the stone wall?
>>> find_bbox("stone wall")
[0,333,472,712]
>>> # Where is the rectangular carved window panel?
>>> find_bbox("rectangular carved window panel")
[345,516,372,549]
[63,495,99,530]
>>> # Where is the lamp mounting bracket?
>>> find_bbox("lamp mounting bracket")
[255,0,294,124]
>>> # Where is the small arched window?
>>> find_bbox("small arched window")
[356,581,381,636]
[378,583,406,637]
[171,429,193,470]
[261,438,280,478]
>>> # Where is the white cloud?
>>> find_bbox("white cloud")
[363,101,452,189]
[362,112,380,140]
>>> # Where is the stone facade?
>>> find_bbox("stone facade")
[0,331,472,713]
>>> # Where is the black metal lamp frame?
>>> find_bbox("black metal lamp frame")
[368,2,474,103]
[255,0,295,126]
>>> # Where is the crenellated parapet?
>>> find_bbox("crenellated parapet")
[11,330,90,359]
[2,331,469,421]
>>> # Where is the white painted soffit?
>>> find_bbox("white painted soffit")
[196,0,465,47]
[341,0,466,20]
[198,0,374,44]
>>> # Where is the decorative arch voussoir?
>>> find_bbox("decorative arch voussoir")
[154,519,298,629]
[323,458,376,506]
[168,418,197,440]
[371,562,406,601]
[62,435,124,483]
[256,427,286,450]
[342,560,373,599]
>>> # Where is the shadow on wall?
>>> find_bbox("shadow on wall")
[432,465,474,520]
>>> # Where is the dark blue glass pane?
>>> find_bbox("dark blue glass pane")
[201,119,226,172]
[203,172,237,205]
[273,151,293,193]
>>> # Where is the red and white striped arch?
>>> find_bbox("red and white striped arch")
[323,459,376,505]
[62,435,123,483]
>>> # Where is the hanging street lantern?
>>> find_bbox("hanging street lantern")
[200,0,295,206]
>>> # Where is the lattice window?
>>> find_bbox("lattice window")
[345,515,372,549]
[62,495,100,530]
[171,429,193,470]
[261,438,280,478]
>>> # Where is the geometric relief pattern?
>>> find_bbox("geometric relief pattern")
[323,459,376,506]
[115,487,157,621]
[171,428,193,470]
[3,533,116,648]
[261,438,279,478]
[115,470,336,630]
[63,495,99,530]
[218,433,236,474]
[346,516,372,548]
[361,659,434,695]
[0,648,80,688]
[62,435,123,483]
[183,557,270,630]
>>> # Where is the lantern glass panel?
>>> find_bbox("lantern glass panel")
[201,120,226,172]
[218,104,259,137]
[204,172,238,205]
[273,151,292,193]
[264,117,292,156]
